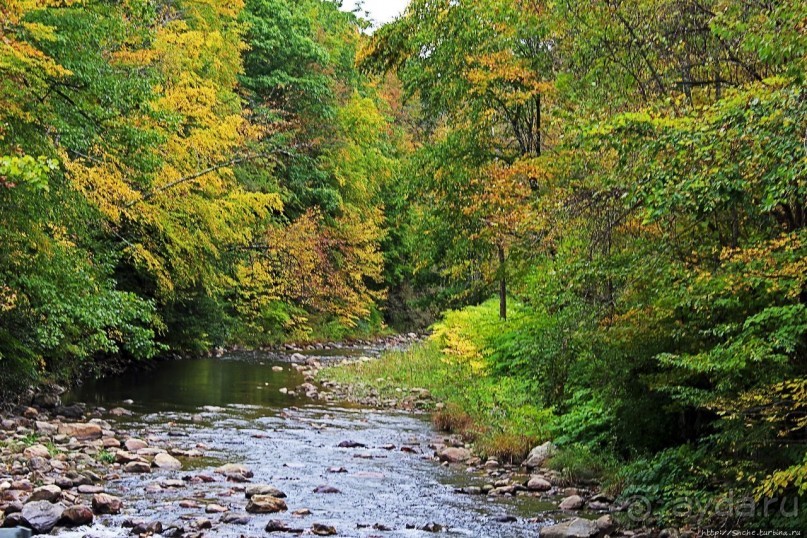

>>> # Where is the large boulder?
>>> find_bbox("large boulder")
[540,518,600,538]
[524,441,557,469]
[21,501,64,534]
[245,495,287,514]
[56,423,102,441]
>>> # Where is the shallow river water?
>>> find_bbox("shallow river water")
[62,350,558,537]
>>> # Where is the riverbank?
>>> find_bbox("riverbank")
[317,340,708,538]
[3,343,582,537]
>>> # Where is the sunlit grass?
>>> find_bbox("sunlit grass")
[321,339,552,462]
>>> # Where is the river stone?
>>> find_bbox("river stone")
[337,441,366,449]
[27,485,61,503]
[220,513,250,525]
[77,485,104,494]
[124,438,148,452]
[57,423,102,441]
[215,463,253,478]
[437,447,472,463]
[596,515,615,534]
[245,485,286,499]
[327,467,347,474]
[54,477,73,489]
[34,422,57,435]
[153,453,182,470]
[245,495,287,514]
[22,445,50,460]
[312,522,333,535]
[26,457,51,473]
[1,513,25,529]
[540,517,600,538]
[313,485,340,494]
[20,501,64,534]
[92,493,123,514]
[265,520,304,534]
[559,495,584,510]
[125,461,151,473]
[114,451,140,464]
[61,505,94,526]
[524,441,557,469]
[527,476,552,492]
[204,504,228,514]
[132,521,163,535]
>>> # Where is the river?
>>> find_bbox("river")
[60,349,559,537]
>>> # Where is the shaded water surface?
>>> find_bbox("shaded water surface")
[65,351,553,537]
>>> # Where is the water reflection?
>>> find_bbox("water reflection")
[69,353,305,412]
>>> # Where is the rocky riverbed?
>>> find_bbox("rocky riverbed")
[1,339,677,537]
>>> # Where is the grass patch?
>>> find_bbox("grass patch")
[320,334,553,462]
[546,444,620,486]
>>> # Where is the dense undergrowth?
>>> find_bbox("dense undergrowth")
[324,299,806,530]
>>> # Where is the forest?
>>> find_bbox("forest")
[1,0,805,532]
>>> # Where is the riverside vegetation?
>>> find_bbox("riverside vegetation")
[1,0,806,535]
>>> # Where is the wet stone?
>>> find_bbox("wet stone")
[313,485,341,494]
[26,485,61,504]
[92,493,123,514]
[244,484,286,499]
[311,523,337,536]
[220,513,250,525]
[265,520,304,534]
[62,504,94,526]
[20,500,64,534]
[245,495,287,514]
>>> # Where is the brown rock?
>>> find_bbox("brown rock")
[27,485,61,503]
[526,476,552,492]
[153,453,182,470]
[312,523,337,536]
[92,493,123,514]
[57,423,102,441]
[23,444,50,460]
[124,438,148,451]
[559,495,584,511]
[125,461,151,473]
[245,495,287,514]
[244,485,286,499]
[436,447,472,463]
[62,504,94,526]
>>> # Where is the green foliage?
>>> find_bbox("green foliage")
[97,449,116,464]
[0,0,400,397]
[617,446,720,528]
[547,444,619,486]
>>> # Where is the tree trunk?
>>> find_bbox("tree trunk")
[498,244,507,320]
